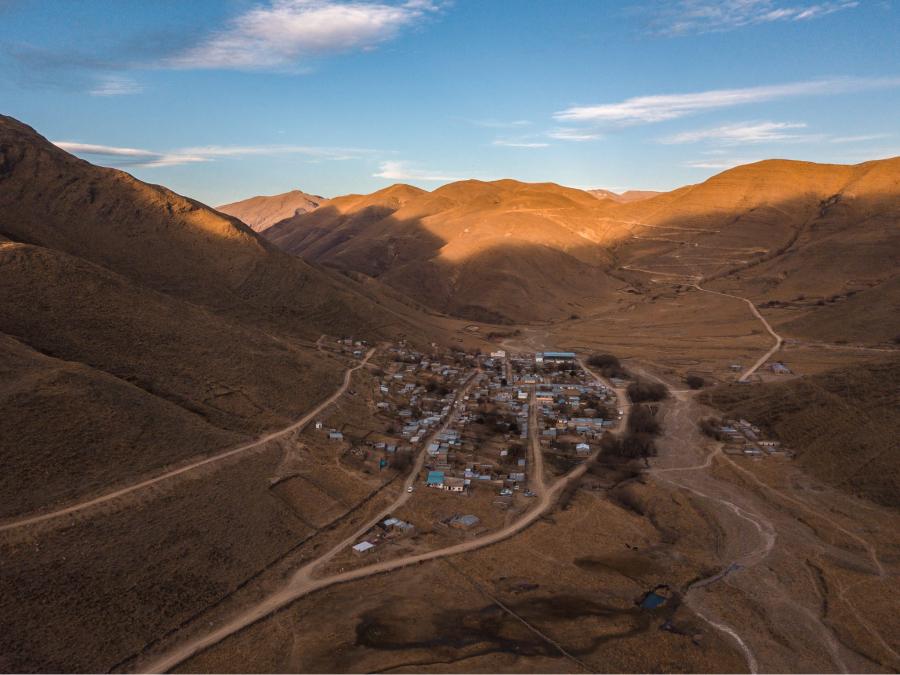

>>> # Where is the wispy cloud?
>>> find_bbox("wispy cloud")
[827,133,892,143]
[466,119,532,129]
[54,141,375,168]
[648,0,859,36]
[165,0,441,71]
[663,123,894,146]
[554,76,900,125]
[546,128,603,141]
[89,75,143,96]
[373,160,461,181]
[491,139,549,148]
[660,120,809,144]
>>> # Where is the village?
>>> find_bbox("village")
[307,341,623,570]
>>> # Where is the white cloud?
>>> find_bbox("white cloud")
[546,128,603,141]
[660,121,809,144]
[650,1,859,36]
[554,76,900,125]
[827,133,892,143]
[89,75,143,96]
[165,0,440,71]
[53,140,374,168]
[663,124,895,146]
[466,119,532,128]
[373,160,461,181]
[491,139,549,148]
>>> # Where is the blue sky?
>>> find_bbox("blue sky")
[1,0,898,204]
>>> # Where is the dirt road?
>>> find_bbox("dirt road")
[0,348,376,534]
[528,387,547,495]
[691,283,783,381]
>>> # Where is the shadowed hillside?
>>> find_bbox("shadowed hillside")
[701,358,900,507]
[266,179,631,323]
[0,115,462,517]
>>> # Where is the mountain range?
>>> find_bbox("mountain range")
[246,158,899,335]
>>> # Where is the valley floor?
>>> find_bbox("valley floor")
[2,289,897,674]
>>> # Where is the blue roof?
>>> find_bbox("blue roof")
[426,470,445,485]
[542,351,576,358]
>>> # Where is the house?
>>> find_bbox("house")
[382,517,416,536]
[445,477,466,492]
[576,442,591,455]
[449,514,480,530]
[508,472,525,482]
[328,430,344,441]
[770,362,792,374]
[540,351,577,364]
[490,349,506,359]
[315,420,323,430]
[426,470,445,488]
[352,541,375,556]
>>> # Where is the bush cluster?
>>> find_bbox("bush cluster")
[627,379,668,403]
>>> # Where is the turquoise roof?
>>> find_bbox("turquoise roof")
[426,470,445,485]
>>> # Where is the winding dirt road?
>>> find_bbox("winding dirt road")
[690,283,783,382]
[0,348,376,534]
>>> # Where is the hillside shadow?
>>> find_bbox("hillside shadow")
[262,187,900,326]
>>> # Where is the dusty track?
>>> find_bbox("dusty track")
[690,283,783,381]
[0,348,376,534]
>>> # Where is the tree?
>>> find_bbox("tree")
[627,379,668,403]
[685,375,705,390]
[627,404,660,435]
[587,353,629,379]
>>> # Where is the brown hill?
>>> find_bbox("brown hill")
[217,189,323,232]
[607,158,900,344]
[0,115,461,517]
[266,179,633,323]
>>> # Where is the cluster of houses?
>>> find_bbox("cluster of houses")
[533,364,618,458]
[331,336,370,359]
[719,418,790,458]
[316,339,474,476]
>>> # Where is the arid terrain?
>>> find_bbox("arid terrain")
[217,190,323,233]
[1,114,898,675]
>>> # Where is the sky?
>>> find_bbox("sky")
[1,0,898,205]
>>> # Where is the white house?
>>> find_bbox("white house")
[352,541,375,556]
